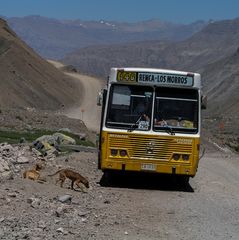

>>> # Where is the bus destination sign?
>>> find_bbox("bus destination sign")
[138,72,193,86]
[116,71,193,87]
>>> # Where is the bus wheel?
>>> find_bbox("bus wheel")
[179,175,190,185]
[100,170,115,186]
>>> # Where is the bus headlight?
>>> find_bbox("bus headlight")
[172,153,180,161]
[182,154,190,161]
[119,150,127,157]
[111,149,118,156]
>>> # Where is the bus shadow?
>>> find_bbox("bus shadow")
[99,171,194,192]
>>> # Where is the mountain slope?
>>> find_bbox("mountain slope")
[62,41,168,78]
[0,18,81,110]
[202,47,239,116]
[62,18,239,80]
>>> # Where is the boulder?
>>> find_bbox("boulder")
[53,133,76,145]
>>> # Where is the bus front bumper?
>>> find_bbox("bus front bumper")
[101,160,197,177]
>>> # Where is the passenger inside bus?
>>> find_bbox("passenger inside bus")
[154,118,168,126]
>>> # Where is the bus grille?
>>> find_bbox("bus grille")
[108,135,193,161]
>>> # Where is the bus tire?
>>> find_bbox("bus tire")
[179,175,190,185]
[100,170,115,186]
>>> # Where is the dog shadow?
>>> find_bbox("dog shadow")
[99,171,194,192]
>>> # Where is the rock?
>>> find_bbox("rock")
[58,128,72,133]
[0,143,13,153]
[7,193,17,198]
[35,135,56,146]
[16,156,29,164]
[57,195,72,203]
[38,220,46,229]
[0,159,10,172]
[31,147,43,156]
[55,205,73,217]
[81,217,87,223]
[1,171,13,180]
[76,133,87,140]
[54,219,60,224]
[0,143,32,179]
[27,197,40,208]
[78,211,89,217]
[53,133,76,145]
[45,147,58,158]
[56,227,68,235]
[56,227,64,233]
[0,228,4,238]
[19,137,27,143]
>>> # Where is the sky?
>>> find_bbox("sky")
[1,0,239,24]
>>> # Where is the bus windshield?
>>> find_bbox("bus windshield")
[106,84,153,131]
[105,84,199,133]
[153,87,198,133]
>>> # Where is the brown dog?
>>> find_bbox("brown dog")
[48,169,89,192]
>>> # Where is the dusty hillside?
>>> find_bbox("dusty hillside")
[201,48,239,150]
[0,18,81,110]
[202,47,239,117]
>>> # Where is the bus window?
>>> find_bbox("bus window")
[106,84,153,130]
[153,87,199,133]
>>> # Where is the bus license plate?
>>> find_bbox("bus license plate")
[141,163,156,171]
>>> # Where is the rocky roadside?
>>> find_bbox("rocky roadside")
[0,142,127,240]
[0,105,121,239]
[203,117,239,153]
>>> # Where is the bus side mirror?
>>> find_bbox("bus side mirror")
[201,95,207,109]
[97,89,107,106]
[97,90,103,106]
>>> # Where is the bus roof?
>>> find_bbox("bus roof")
[109,67,201,89]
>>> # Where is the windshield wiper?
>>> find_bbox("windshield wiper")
[157,120,175,135]
[127,115,142,132]
[164,125,175,135]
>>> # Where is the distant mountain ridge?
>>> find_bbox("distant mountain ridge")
[5,15,207,59]
[62,18,239,80]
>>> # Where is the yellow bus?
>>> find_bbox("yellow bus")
[97,67,206,184]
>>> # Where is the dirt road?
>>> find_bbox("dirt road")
[62,72,103,132]
[48,60,104,132]
[1,141,239,239]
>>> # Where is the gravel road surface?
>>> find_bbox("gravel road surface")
[0,141,239,240]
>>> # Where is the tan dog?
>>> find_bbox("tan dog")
[48,169,89,192]
[23,169,40,180]
[23,163,46,182]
